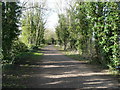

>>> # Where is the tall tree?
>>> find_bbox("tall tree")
[0,2,3,60]
[2,2,21,60]
[56,1,120,69]
[21,2,46,47]
[56,14,69,50]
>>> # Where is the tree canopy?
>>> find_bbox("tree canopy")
[56,2,120,69]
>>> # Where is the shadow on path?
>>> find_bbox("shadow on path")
[25,45,119,88]
[3,45,120,89]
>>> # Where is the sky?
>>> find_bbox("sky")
[45,0,59,31]
[20,0,68,31]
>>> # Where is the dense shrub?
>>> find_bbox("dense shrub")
[0,48,3,60]
[10,40,28,60]
[31,46,39,50]
[2,40,28,64]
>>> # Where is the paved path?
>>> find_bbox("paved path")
[26,45,119,89]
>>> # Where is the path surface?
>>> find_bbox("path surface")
[25,45,119,89]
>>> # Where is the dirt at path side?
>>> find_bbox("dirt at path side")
[24,45,119,89]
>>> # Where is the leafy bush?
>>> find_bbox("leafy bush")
[28,44,38,50]
[11,40,28,59]
[2,40,28,64]
[32,46,38,50]
[0,48,3,60]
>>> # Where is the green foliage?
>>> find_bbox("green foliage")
[10,40,28,59]
[0,3,2,60]
[2,1,46,64]
[56,2,120,70]
[2,40,28,64]
[21,3,45,48]
[0,48,3,60]
[56,14,70,50]
[44,29,57,44]
[2,2,21,60]
[89,2,120,68]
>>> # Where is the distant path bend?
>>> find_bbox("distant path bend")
[26,45,119,89]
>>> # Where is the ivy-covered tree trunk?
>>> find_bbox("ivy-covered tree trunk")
[21,3,45,48]
[56,1,120,69]
[0,2,3,60]
[2,2,21,60]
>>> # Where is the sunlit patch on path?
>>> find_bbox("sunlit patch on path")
[25,45,119,88]
[44,53,63,55]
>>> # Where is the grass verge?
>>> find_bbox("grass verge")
[55,45,120,77]
[55,45,88,62]
[2,49,43,88]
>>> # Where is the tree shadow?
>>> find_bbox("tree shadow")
[2,47,120,88]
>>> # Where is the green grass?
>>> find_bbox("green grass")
[39,44,47,48]
[55,46,109,69]
[2,49,43,88]
[55,45,88,62]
